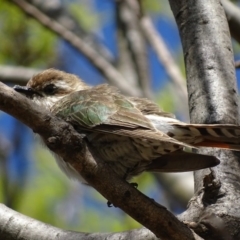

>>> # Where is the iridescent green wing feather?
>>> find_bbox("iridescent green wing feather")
[128,97,176,118]
[52,84,193,148]
[52,85,117,127]
[52,84,152,129]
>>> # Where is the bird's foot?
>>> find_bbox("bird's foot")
[130,182,138,188]
[106,183,138,207]
[107,201,114,208]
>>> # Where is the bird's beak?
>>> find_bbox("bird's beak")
[13,85,42,98]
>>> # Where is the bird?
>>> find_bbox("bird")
[13,69,240,182]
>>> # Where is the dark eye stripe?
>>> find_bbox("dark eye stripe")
[43,84,57,95]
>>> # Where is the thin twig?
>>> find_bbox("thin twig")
[235,60,240,68]
[140,17,187,99]
[12,0,142,97]
[27,0,114,63]
[115,2,141,95]
[119,0,152,98]
[221,0,240,44]
[126,0,189,118]
[0,65,40,85]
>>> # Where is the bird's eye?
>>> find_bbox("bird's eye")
[43,84,57,95]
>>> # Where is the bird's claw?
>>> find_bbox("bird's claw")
[130,182,138,188]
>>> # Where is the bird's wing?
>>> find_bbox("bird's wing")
[51,84,193,148]
[128,97,176,118]
[52,84,151,129]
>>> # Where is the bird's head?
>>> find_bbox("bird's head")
[14,69,89,110]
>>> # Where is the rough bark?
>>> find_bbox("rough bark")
[169,0,240,239]
[0,203,158,240]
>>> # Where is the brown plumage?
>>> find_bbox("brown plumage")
[13,69,240,182]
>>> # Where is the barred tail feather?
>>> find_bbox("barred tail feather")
[147,115,240,151]
[173,124,240,151]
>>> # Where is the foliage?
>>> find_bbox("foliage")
[68,2,102,33]
[0,0,57,67]
[17,143,146,231]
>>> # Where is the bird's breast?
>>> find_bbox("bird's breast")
[86,132,182,179]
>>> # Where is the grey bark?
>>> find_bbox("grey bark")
[0,203,157,240]
[0,65,40,84]
[169,0,240,239]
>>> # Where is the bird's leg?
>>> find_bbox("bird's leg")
[107,201,114,208]
[107,182,138,208]
[107,168,139,207]
[130,182,138,188]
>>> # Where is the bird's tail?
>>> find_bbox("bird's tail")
[146,151,220,172]
[172,123,240,151]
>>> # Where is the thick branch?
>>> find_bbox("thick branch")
[0,82,197,240]
[11,0,141,97]
[0,203,158,240]
[169,0,240,239]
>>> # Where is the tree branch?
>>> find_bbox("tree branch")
[11,0,141,97]
[115,2,143,96]
[235,60,240,68]
[169,0,240,239]
[0,203,158,240]
[221,0,240,44]
[134,0,189,118]
[0,82,198,240]
[0,65,40,85]
[27,0,114,63]
[117,0,152,98]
